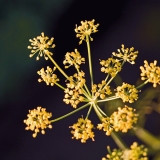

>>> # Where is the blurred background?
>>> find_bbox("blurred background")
[1,0,160,159]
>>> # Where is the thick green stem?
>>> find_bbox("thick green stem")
[50,103,90,123]
[86,35,94,89]
[134,126,160,151]
[47,54,69,80]
[111,132,128,150]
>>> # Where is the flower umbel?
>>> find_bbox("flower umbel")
[122,142,148,160]
[112,44,138,64]
[100,58,122,77]
[97,117,113,136]
[69,118,95,143]
[28,32,55,60]
[37,66,59,86]
[115,83,139,103]
[110,106,138,132]
[63,71,86,108]
[75,19,99,44]
[63,49,85,69]
[24,106,52,138]
[140,60,160,87]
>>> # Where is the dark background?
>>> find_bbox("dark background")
[1,0,160,160]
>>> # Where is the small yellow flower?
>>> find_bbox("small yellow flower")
[28,32,55,60]
[122,142,148,160]
[92,81,112,99]
[24,106,52,138]
[37,66,59,86]
[100,58,122,77]
[112,44,138,64]
[111,105,138,133]
[75,19,99,44]
[97,117,113,136]
[63,49,85,69]
[115,83,139,103]
[140,60,160,87]
[69,118,95,143]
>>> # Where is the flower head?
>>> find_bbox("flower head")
[102,146,123,160]
[92,80,112,99]
[63,71,85,108]
[115,83,139,103]
[75,19,99,44]
[100,58,122,77]
[63,49,85,69]
[140,60,160,87]
[97,117,113,136]
[69,118,95,143]
[110,105,138,132]
[112,44,138,64]
[28,32,55,60]
[24,106,52,138]
[37,66,59,86]
[122,142,148,160]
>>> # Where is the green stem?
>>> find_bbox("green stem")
[86,35,93,89]
[85,105,93,120]
[93,104,103,119]
[97,95,119,103]
[96,105,107,117]
[47,54,69,80]
[55,82,65,90]
[136,80,149,90]
[50,103,90,123]
[134,126,160,151]
[111,132,128,150]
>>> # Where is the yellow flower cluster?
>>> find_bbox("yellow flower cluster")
[63,71,85,108]
[102,147,123,160]
[69,118,95,143]
[75,19,99,44]
[24,106,52,138]
[28,32,55,60]
[92,80,112,99]
[103,142,148,160]
[97,117,113,136]
[100,58,122,77]
[63,49,85,69]
[122,142,148,160]
[115,83,139,103]
[37,66,59,86]
[140,60,160,87]
[112,44,138,64]
[110,106,138,133]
